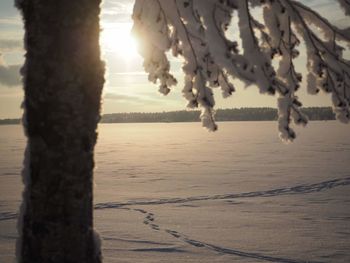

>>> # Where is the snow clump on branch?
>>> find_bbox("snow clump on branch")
[132,0,350,141]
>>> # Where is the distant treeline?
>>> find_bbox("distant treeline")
[101,107,335,123]
[0,118,21,125]
[0,107,336,125]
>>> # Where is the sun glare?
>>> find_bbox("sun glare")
[100,23,138,60]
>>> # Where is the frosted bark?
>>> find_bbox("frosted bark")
[16,0,104,262]
[132,0,350,141]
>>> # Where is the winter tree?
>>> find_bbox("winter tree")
[15,0,349,262]
[132,0,350,141]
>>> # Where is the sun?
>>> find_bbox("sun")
[100,23,138,60]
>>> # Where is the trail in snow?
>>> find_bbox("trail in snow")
[132,208,324,263]
[1,176,349,221]
[95,176,350,209]
[1,177,347,262]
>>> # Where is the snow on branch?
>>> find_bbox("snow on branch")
[132,0,350,141]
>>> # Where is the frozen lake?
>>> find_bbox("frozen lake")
[1,121,350,262]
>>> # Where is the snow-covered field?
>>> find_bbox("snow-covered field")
[1,122,350,263]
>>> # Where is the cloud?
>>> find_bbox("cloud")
[104,92,142,101]
[0,16,22,26]
[0,57,21,87]
[0,39,22,52]
[101,13,132,23]
[104,91,164,103]
[101,0,133,23]
[0,0,22,26]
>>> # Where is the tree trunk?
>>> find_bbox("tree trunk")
[16,0,104,262]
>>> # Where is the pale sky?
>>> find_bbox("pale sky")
[0,0,349,118]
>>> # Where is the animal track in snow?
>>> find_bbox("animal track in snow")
[95,176,350,209]
[2,176,349,222]
[132,208,322,263]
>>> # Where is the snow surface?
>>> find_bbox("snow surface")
[1,122,350,262]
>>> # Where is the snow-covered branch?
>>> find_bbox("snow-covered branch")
[132,0,350,141]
